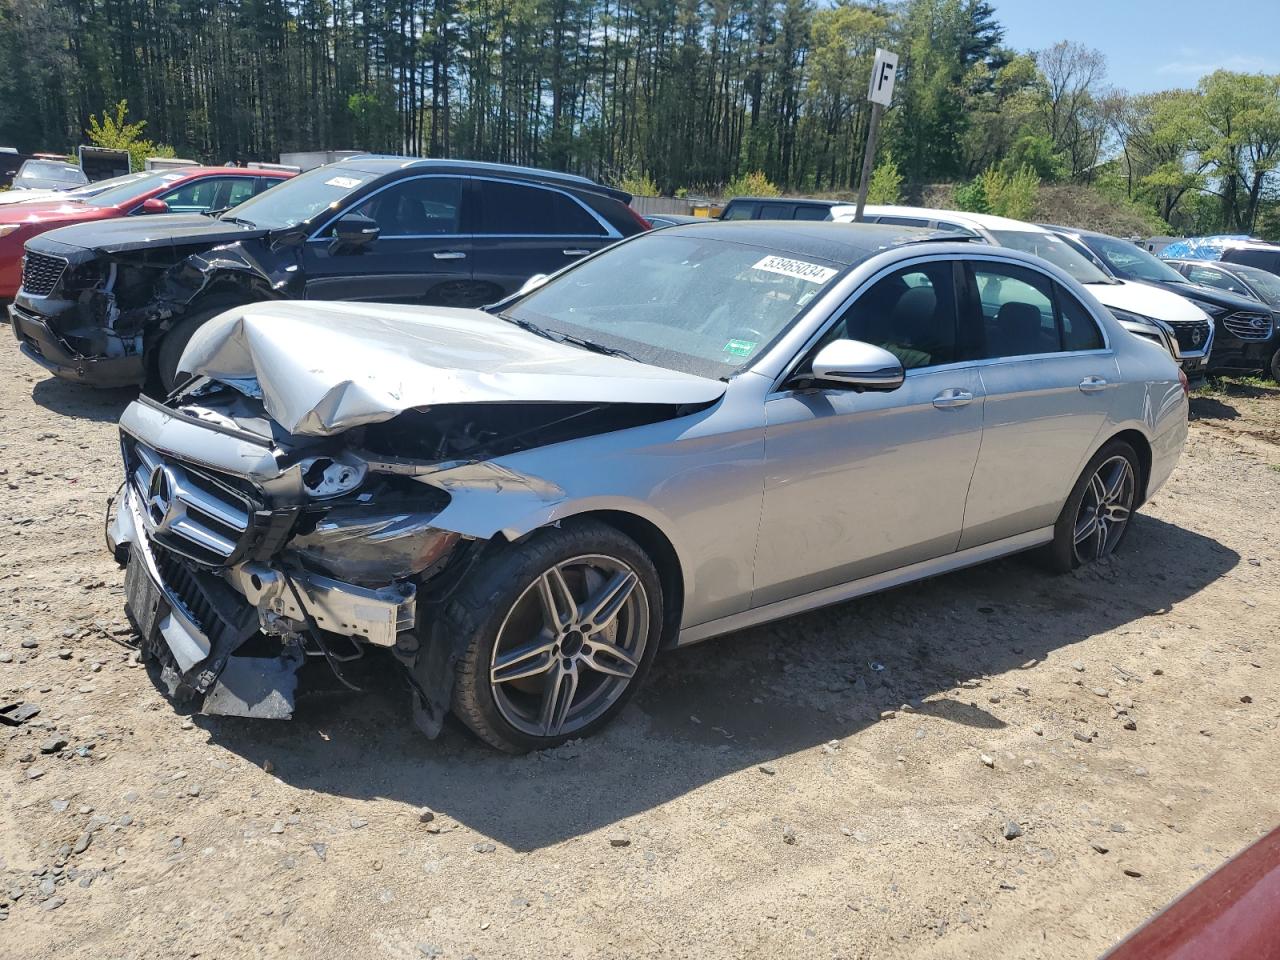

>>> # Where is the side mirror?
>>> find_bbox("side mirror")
[330,213,380,252]
[140,197,170,214]
[517,274,550,296]
[807,339,904,391]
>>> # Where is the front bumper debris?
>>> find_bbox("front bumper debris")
[10,304,146,387]
[111,482,417,718]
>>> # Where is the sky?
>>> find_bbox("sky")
[992,0,1280,93]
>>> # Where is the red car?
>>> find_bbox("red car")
[1103,824,1280,959]
[0,166,293,301]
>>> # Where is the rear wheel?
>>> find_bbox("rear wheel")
[445,520,662,753]
[1046,440,1140,573]
[1269,347,1280,384]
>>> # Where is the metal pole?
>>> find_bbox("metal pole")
[853,101,884,223]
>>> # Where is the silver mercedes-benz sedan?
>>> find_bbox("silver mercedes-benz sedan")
[108,221,1188,752]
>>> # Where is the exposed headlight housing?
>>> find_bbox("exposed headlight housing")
[289,510,459,586]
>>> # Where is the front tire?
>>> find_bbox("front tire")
[1046,440,1140,573]
[446,519,663,753]
[154,298,246,394]
[1269,347,1280,384]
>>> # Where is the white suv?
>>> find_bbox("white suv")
[833,206,1215,378]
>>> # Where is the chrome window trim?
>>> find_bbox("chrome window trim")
[306,173,621,243]
[765,248,1114,395]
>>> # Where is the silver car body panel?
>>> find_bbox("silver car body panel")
[178,300,727,436]
[121,238,1187,660]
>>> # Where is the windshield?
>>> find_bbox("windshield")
[64,170,153,199]
[502,233,845,378]
[19,160,82,183]
[217,164,380,229]
[1084,234,1185,284]
[1227,264,1280,305]
[990,229,1111,284]
[83,170,188,207]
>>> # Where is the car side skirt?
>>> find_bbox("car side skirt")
[676,527,1054,646]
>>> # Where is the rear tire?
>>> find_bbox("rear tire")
[1045,440,1141,573]
[1269,347,1280,384]
[445,519,663,753]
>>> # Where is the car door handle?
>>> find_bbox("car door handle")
[562,248,591,257]
[932,388,974,409]
[1078,376,1108,393]
[433,251,466,260]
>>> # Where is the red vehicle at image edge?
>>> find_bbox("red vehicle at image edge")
[1103,824,1280,960]
[0,166,293,301]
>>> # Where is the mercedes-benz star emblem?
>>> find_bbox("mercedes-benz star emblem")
[147,464,179,528]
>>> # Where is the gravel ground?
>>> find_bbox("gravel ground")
[1,348,1277,960]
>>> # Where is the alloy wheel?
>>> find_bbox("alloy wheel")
[488,554,650,739]
[1072,455,1135,564]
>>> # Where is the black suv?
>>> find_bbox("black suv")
[1045,224,1279,380]
[718,197,851,222]
[12,156,647,390]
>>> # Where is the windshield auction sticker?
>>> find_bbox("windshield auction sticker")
[751,255,838,284]
[324,176,365,189]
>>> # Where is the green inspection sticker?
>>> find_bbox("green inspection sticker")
[723,338,758,357]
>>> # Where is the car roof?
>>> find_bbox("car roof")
[658,219,967,266]
[726,196,846,206]
[858,204,1048,232]
[169,166,293,179]
[332,155,620,197]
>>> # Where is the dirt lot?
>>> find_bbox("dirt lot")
[1,349,1277,960]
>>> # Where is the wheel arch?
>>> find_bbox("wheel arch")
[1101,428,1153,505]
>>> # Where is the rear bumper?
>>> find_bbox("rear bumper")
[10,303,147,386]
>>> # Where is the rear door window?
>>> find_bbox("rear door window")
[477,180,604,236]
[721,201,757,220]
[875,215,931,228]
[967,261,1104,357]
[793,205,832,221]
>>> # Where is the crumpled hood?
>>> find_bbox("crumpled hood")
[1088,279,1212,324]
[179,301,727,437]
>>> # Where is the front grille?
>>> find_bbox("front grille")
[1165,319,1211,354]
[152,545,241,656]
[1223,311,1274,341]
[126,440,254,566]
[20,252,66,297]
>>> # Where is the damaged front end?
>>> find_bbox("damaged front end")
[106,300,724,730]
[108,392,449,722]
[11,227,292,387]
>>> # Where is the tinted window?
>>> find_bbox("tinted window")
[827,261,958,369]
[875,215,930,227]
[1058,287,1105,351]
[347,176,462,236]
[721,201,757,220]
[793,205,831,221]
[1224,248,1280,274]
[755,202,795,220]
[478,180,603,235]
[971,262,1102,357]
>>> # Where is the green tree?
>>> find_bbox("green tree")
[86,100,174,172]
[866,152,903,204]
